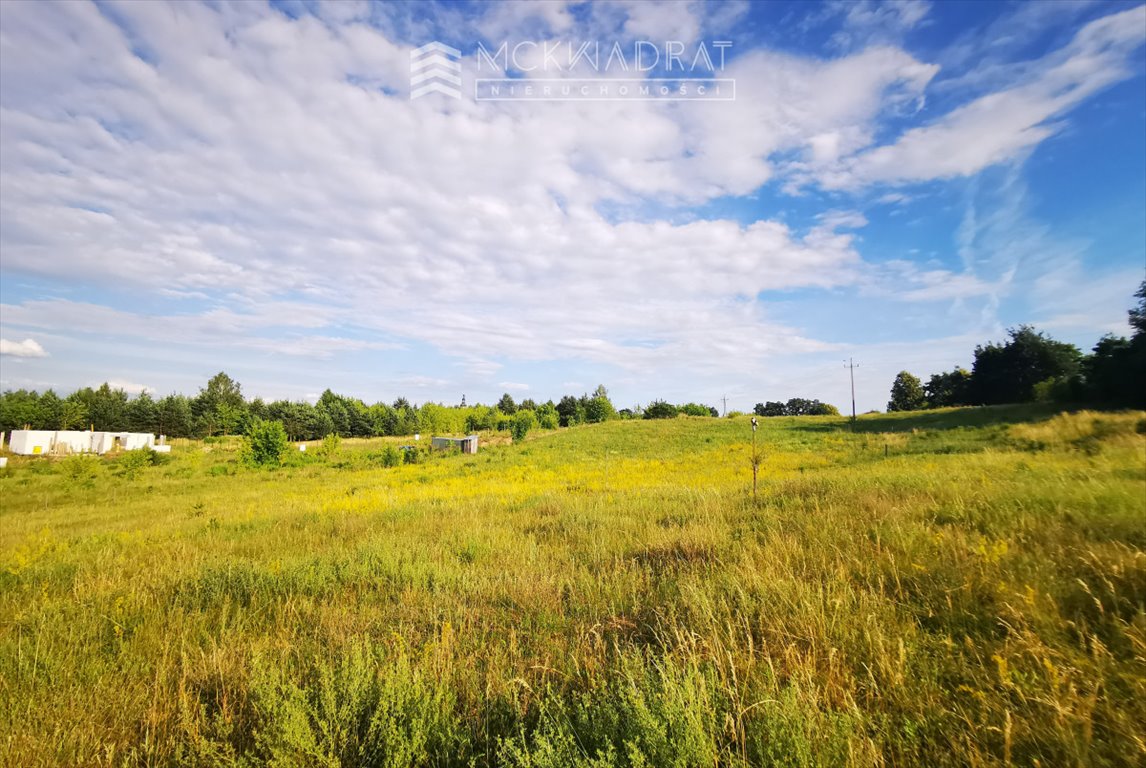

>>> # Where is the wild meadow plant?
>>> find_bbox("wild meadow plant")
[0,407,1143,766]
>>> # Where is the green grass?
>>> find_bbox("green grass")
[1,406,1144,767]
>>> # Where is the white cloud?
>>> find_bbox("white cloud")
[102,379,152,395]
[814,5,1146,189]
[0,338,48,358]
[865,260,996,302]
[826,0,932,51]
[0,1,1140,407]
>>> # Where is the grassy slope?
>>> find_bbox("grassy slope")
[1,407,1144,767]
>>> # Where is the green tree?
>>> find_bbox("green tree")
[755,401,785,417]
[1082,335,1135,405]
[924,368,972,408]
[0,389,41,432]
[464,406,498,433]
[644,400,678,419]
[535,402,559,430]
[583,388,616,423]
[156,395,193,438]
[1121,280,1146,407]
[84,384,129,431]
[240,419,289,467]
[60,397,88,431]
[37,390,63,429]
[497,393,517,414]
[317,390,350,436]
[783,398,837,416]
[392,398,420,436]
[368,402,399,436]
[126,392,158,433]
[970,326,1081,405]
[510,410,536,442]
[1129,279,1146,337]
[887,371,926,412]
[556,395,584,427]
[194,372,247,436]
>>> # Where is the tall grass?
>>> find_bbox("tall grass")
[1,408,1143,766]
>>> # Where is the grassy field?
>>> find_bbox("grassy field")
[1,406,1144,767]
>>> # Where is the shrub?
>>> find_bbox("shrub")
[114,449,154,480]
[643,400,678,419]
[241,419,289,468]
[536,405,559,430]
[372,445,402,468]
[511,410,536,443]
[60,454,100,482]
[318,433,341,459]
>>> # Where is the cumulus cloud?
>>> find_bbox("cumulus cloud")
[810,5,1146,189]
[0,338,48,358]
[0,0,1140,405]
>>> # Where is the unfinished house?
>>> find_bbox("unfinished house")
[430,435,479,454]
[7,430,56,455]
[6,430,157,456]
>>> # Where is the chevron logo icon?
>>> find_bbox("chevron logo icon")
[410,41,462,99]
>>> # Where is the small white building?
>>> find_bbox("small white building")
[6,429,159,456]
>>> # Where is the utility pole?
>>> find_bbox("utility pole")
[844,358,859,425]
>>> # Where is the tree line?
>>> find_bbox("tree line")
[886,281,1146,412]
[0,376,726,441]
[752,398,840,417]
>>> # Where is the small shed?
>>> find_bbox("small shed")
[430,435,479,454]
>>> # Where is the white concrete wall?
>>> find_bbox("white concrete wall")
[8,430,56,455]
[120,433,155,451]
[89,433,115,454]
[7,430,158,456]
[53,431,95,454]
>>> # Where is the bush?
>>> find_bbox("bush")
[318,433,341,459]
[371,445,403,468]
[114,449,154,480]
[511,410,536,442]
[241,419,289,468]
[536,406,559,430]
[644,400,678,419]
[60,454,100,482]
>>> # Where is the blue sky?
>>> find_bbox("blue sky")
[1,0,1144,413]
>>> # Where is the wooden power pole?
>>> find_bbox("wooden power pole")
[844,358,859,425]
